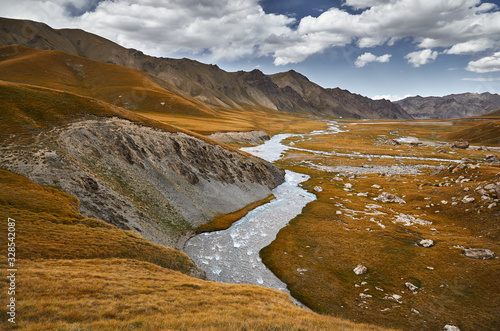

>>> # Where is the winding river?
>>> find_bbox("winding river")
[184,130,320,293]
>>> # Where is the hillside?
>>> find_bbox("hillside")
[396,92,500,119]
[0,169,391,330]
[0,17,411,119]
[0,80,284,248]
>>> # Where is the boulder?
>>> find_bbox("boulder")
[405,282,418,291]
[313,186,323,192]
[444,325,460,331]
[461,196,475,203]
[463,248,495,260]
[485,154,499,163]
[451,140,469,149]
[375,192,406,204]
[384,139,400,145]
[353,265,367,275]
[419,239,434,248]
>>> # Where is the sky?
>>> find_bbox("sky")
[1,0,500,100]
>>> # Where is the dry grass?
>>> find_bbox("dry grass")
[0,259,392,331]
[0,169,196,273]
[261,120,500,330]
[0,170,392,330]
[196,194,275,233]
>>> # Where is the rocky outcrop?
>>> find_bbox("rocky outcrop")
[1,117,285,249]
[207,130,270,145]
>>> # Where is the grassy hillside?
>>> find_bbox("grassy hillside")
[0,45,216,117]
[0,169,391,330]
[442,121,500,146]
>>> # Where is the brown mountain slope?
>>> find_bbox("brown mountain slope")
[0,44,216,117]
[271,70,412,119]
[0,80,284,248]
[0,17,411,119]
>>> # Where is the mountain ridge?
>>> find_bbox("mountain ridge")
[396,92,500,119]
[0,17,412,119]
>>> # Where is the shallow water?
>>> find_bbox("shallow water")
[184,170,315,291]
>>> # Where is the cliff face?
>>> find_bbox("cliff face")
[1,117,285,249]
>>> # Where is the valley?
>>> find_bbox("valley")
[0,17,499,331]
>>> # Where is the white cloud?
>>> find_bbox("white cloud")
[445,39,493,55]
[405,49,439,67]
[1,0,500,67]
[373,94,413,101]
[354,52,391,68]
[0,0,295,61]
[466,52,500,73]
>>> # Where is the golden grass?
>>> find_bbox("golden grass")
[261,120,500,330]
[0,169,196,273]
[0,171,392,331]
[196,194,275,233]
[0,45,216,117]
[442,121,500,146]
[0,258,392,331]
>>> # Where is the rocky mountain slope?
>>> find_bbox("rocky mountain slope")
[396,92,500,119]
[0,17,411,119]
[0,80,284,248]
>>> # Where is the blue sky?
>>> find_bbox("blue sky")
[1,0,500,100]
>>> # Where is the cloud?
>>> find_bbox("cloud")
[405,49,439,67]
[373,94,413,101]
[1,0,500,67]
[0,0,295,61]
[354,52,391,68]
[466,52,500,73]
[445,39,493,55]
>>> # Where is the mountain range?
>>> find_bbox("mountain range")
[0,17,413,119]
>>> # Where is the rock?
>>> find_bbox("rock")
[359,293,372,298]
[463,248,495,260]
[384,139,400,145]
[444,325,461,331]
[375,192,406,204]
[419,239,434,247]
[488,203,497,209]
[461,196,475,203]
[372,184,381,189]
[353,265,367,275]
[313,185,323,192]
[393,214,432,226]
[344,183,352,189]
[484,183,497,191]
[405,282,418,291]
[451,140,469,149]
[438,149,448,153]
[478,146,489,151]
[485,154,499,163]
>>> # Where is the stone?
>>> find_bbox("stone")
[384,139,400,145]
[485,154,499,163]
[419,239,434,247]
[451,140,469,149]
[461,196,475,203]
[313,185,323,192]
[353,265,368,275]
[376,192,406,204]
[444,325,460,331]
[463,248,495,260]
[405,282,418,291]
[344,183,352,189]
[359,293,372,298]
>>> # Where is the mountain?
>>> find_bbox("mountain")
[0,17,411,119]
[0,78,284,249]
[395,92,500,119]
[270,70,411,119]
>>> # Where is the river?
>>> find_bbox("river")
[183,131,318,294]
